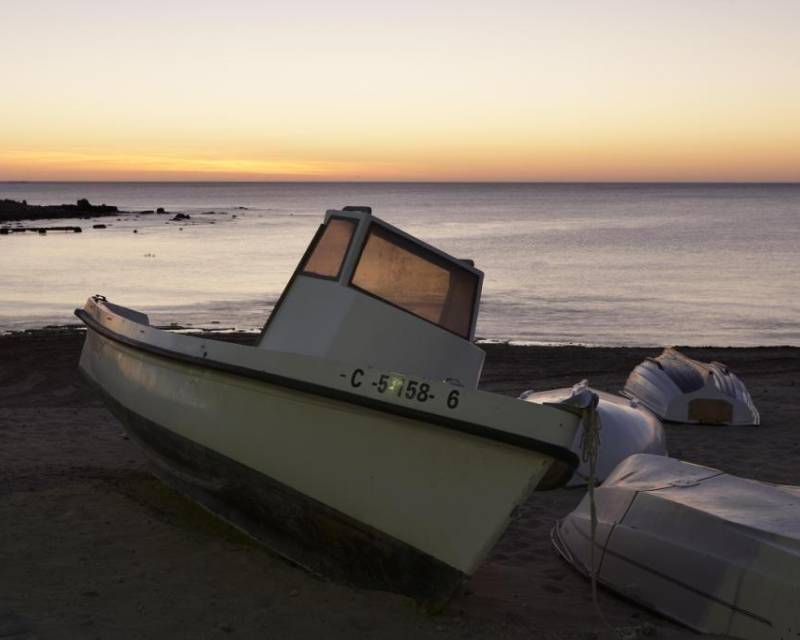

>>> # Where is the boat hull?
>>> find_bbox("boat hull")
[521,387,666,486]
[91,380,464,606]
[623,348,759,425]
[553,454,800,639]
[78,318,576,607]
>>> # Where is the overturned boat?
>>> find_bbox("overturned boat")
[76,206,581,608]
[623,347,759,425]
[553,454,800,639]
[521,384,666,486]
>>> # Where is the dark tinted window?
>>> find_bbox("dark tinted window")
[301,218,356,278]
[351,224,478,338]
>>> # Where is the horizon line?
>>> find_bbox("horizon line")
[2,179,799,185]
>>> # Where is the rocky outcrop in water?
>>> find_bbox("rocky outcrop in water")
[0,199,119,223]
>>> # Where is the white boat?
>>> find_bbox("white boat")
[553,454,800,639]
[623,347,759,425]
[76,206,581,609]
[521,384,666,486]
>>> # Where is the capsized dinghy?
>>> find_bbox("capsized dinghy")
[521,383,666,486]
[76,206,581,608]
[623,347,759,425]
[553,454,800,639]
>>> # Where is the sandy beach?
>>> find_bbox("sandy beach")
[2,329,798,639]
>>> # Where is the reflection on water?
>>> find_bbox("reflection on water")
[1,182,798,346]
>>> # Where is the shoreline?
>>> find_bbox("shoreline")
[2,330,798,637]
[3,324,797,351]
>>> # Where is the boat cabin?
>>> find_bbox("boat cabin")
[258,207,486,388]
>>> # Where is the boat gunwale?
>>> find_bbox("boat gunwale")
[75,306,580,467]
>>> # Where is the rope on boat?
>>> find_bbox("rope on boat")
[579,392,602,605]
[577,386,618,635]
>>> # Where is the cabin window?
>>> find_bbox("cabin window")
[301,218,357,279]
[351,224,478,338]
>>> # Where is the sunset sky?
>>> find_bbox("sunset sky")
[2,0,799,181]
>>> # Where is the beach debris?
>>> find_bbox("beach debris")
[133,229,138,233]
[171,213,191,221]
[39,323,84,331]
[143,253,156,258]
[156,207,165,213]
[153,322,192,331]
[93,224,107,229]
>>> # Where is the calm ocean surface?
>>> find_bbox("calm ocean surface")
[1,182,798,346]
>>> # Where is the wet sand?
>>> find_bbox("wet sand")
[1,329,798,639]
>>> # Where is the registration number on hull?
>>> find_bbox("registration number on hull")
[346,368,460,409]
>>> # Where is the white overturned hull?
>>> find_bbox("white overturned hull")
[520,387,666,486]
[553,454,800,639]
[623,348,759,425]
[77,297,579,607]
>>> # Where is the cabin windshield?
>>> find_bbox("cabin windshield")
[351,223,478,338]
[301,218,357,279]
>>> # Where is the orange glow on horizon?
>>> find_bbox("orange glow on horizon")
[2,130,798,182]
[1,1,799,182]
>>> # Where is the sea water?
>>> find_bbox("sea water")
[1,182,798,346]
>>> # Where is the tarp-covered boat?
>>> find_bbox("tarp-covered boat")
[76,206,581,608]
[623,347,759,425]
[553,454,800,639]
[521,384,666,485]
